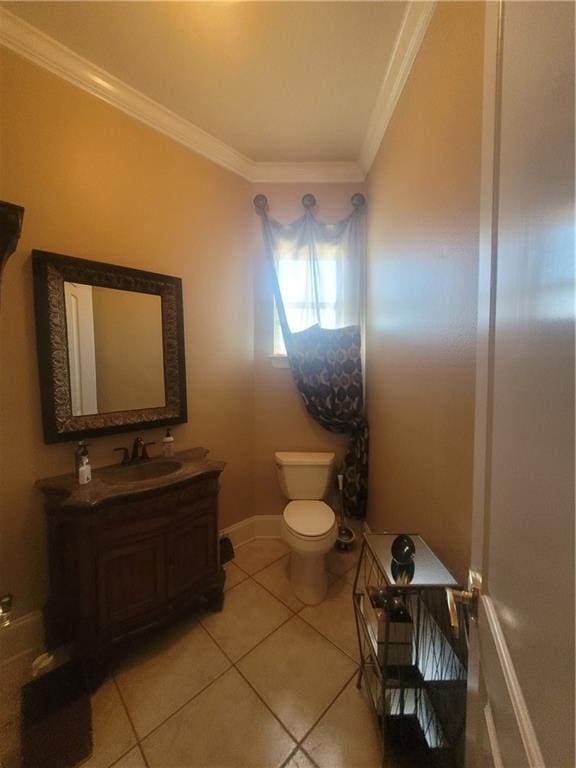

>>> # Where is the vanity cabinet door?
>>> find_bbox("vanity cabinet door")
[167,507,218,600]
[97,533,166,633]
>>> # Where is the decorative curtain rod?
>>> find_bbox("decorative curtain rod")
[253,193,366,215]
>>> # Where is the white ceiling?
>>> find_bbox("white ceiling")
[0,2,434,179]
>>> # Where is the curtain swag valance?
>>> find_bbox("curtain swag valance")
[254,194,369,519]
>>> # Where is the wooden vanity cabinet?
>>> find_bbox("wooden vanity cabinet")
[39,459,225,663]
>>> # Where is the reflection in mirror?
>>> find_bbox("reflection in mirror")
[64,283,165,415]
[32,249,187,443]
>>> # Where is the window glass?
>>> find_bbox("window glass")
[273,249,338,355]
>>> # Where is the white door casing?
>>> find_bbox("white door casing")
[63,281,98,416]
[466,2,575,767]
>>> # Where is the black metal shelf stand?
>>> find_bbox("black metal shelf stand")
[352,533,469,768]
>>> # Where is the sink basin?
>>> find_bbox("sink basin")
[101,460,183,485]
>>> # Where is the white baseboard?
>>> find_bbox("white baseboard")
[0,611,45,701]
[0,610,44,666]
[254,515,283,539]
[222,514,282,548]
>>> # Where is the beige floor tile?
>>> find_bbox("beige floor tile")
[111,747,147,768]
[200,579,291,661]
[302,678,382,768]
[114,616,230,738]
[233,538,289,575]
[253,553,338,612]
[342,566,357,587]
[326,542,361,577]
[253,555,304,612]
[0,717,21,768]
[284,749,318,768]
[82,678,137,768]
[224,560,248,591]
[0,649,35,726]
[298,578,359,662]
[142,668,295,768]
[238,615,356,740]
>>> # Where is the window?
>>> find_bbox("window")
[273,241,341,356]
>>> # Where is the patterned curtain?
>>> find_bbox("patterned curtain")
[254,194,369,519]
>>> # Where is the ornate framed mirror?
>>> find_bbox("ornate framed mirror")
[33,250,187,443]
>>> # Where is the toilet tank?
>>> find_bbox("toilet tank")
[274,452,335,500]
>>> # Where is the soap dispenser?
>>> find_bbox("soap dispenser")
[78,454,92,485]
[162,429,175,457]
[74,441,90,478]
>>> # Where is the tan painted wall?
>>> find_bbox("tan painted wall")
[251,184,364,517]
[365,2,484,582]
[92,287,165,413]
[0,3,481,619]
[0,50,254,618]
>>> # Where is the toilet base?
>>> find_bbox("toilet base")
[289,550,329,605]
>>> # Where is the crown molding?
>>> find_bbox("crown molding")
[359,1,436,175]
[0,9,257,178]
[0,9,364,184]
[250,161,363,184]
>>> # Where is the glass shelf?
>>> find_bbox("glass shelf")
[363,533,459,589]
[352,533,468,767]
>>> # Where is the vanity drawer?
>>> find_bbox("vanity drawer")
[96,494,215,547]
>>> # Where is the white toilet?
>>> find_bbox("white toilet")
[275,451,338,605]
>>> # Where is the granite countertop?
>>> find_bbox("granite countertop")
[36,447,225,508]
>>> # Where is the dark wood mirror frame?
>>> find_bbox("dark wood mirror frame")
[33,250,187,443]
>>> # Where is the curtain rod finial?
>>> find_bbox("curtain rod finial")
[302,194,316,210]
[351,193,366,210]
[253,194,268,214]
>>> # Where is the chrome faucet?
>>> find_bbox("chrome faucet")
[114,437,155,465]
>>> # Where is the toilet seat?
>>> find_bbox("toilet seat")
[283,500,335,538]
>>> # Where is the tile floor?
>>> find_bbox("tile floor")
[2,535,387,768]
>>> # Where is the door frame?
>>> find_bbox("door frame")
[465,3,551,765]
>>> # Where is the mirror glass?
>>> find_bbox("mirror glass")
[33,249,187,443]
[64,283,165,415]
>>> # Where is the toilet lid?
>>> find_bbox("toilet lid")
[284,501,335,537]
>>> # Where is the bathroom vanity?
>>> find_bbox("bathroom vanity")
[37,448,225,665]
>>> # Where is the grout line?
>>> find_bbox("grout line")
[298,745,321,768]
[135,663,232,744]
[221,576,360,758]
[279,745,300,768]
[232,547,290,578]
[279,745,321,768]
[198,576,298,666]
[216,610,296,667]
[252,566,304,614]
[129,580,297,745]
[177,576,300,748]
[230,539,290,576]
[233,663,298,750]
[111,674,141,752]
[295,667,359,749]
[133,585,298,758]
[105,549,362,767]
[137,743,151,768]
[296,578,360,665]
[198,577,297,664]
[106,743,144,768]
[222,563,249,593]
